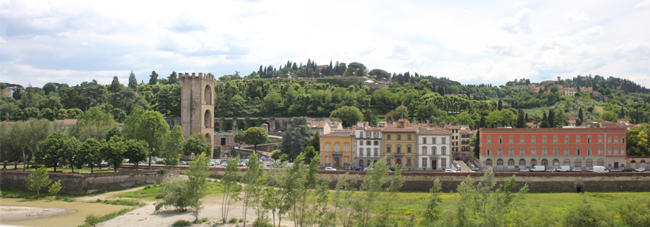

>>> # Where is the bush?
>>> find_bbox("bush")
[156,177,190,211]
[157,168,168,175]
[253,217,272,227]
[102,199,142,206]
[562,193,614,227]
[619,198,650,227]
[229,218,238,223]
[49,180,62,194]
[84,214,101,226]
[172,219,192,226]
[63,197,75,202]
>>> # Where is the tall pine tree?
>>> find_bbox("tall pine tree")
[516,110,525,128]
[498,100,503,111]
[578,108,583,125]
[128,71,138,90]
[548,109,555,128]
[167,71,178,84]
[149,71,158,85]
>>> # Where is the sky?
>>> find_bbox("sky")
[1,0,650,88]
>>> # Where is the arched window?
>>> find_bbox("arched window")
[433,147,437,155]
[486,159,493,166]
[374,148,378,156]
[205,133,211,145]
[587,146,592,156]
[531,159,537,166]
[442,146,447,155]
[631,160,637,163]
[359,148,363,156]
[586,159,593,167]
[509,147,514,156]
[597,158,605,166]
[541,159,548,166]
[486,147,491,156]
[563,159,571,166]
[204,85,212,104]
[497,159,504,166]
[542,147,547,155]
[366,148,371,156]
[553,159,560,166]
[498,147,503,155]
[359,160,364,167]
[422,147,428,155]
[519,159,526,166]
[531,146,536,156]
[335,143,340,151]
[326,143,331,151]
[344,143,350,152]
[204,110,211,129]
[576,146,581,156]
[508,159,515,166]
[520,147,525,156]
[325,156,331,166]
[575,159,582,168]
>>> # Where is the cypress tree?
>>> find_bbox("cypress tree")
[525,113,529,122]
[516,110,525,128]
[619,107,625,118]
[149,71,158,85]
[128,71,138,90]
[167,71,178,84]
[110,76,122,93]
[498,100,503,111]
[578,108,583,122]
[548,109,555,128]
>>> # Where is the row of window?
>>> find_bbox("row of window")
[485,146,625,156]
[485,158,605,168]
[359,131,380,138]
[420,157,447,168]
[421,137,448,144]
[324,142,350,152]
[323,156,350,166]
[420,146,447,155]
[386,134,413,140]
[487,135,625,145]
[385,144,412,153]
[359,140,380,146]
[358,148,380,157]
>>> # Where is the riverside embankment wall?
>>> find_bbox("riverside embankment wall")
[0,170,174,194]
[172,167,650,193]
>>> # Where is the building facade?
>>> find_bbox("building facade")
[479,128,627,171]
[416,128,452,170]
[382,119,418,168]
[320,130,354,169]
[355,124,382,169]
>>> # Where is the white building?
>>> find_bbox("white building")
[417,128,452,170]
[354,122,382,169]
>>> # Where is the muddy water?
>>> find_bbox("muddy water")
[0,198,131,227]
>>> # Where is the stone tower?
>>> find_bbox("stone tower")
[179,72,214,145]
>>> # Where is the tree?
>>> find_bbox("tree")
[330,106,363,128]
[395,105,409,119]
[498,100,503,111]
[149,71,158,85]
[70,107,117,142]
[516,110,525,128]
[619,107,625,119]
[562,193,614,226]
[550,86,559,93]
[77,138,103,173]
[122,109,169,169]
[423,179,443,224]
[234,129,245,149]
[128,71,138,90]
[244,127,268,152]
[26,166,51,197]
[183,133,212,158]
[187,152,210,222]
[167,71,178,85]
[49,180,62,194]
[578,108,584,125]
[156,177,190,212]
[42,82,57,95]
[162,125,183,166]
[124,139,149,171]
[221,155,242,222]
[280,117,312,160]
[37,131,71,172]
[363,109,377,127]
[103,135,126,172]
[548,109,555,128]
[601,111,617,122]
[241,151,265,226]
[110,76,123,93]
[310,131,320,152]
[65,137,81,173]
[359,157,389,226]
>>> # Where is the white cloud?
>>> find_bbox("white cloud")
[575,26,604,37]
[635,0,650,8]
[498,8,534,34]
[566,12,588,21]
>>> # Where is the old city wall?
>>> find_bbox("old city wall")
[177,167,650,193]
[0,170,174,194]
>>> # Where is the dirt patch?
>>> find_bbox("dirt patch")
[76,186,147,203]
[0,206,76,222]
[0,199,132,227]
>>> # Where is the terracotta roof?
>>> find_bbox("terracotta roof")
[381,125,418,132]
[320,130,353,137]
[417,128,450,135]
[309,121,327,128]
[444,125,460,130]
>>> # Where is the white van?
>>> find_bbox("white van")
[557,165,571,172]
[593,166,609,173]
[531,165,546,172]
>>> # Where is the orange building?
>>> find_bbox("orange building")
[479,128,627,170]
[382,119,418,168]
[320,130,354,169]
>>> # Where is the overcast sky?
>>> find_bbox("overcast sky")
[1,0,650,88]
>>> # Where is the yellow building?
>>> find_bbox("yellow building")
[320,130,355,169]
[382,119,418,168]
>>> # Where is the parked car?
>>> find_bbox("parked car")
[621,167,636,172]
[324,167,336,171]
[546,167,556,172]
[610,168,622,172]
[531,165,546,172]
[593,166,608,173]
[557,165,571,172]
[445,169,457,172]
[179,161,187,165]
[354,167,363,171]
[587,168,593,172]
[363,167,373,171]
[519,167,530,172]
[389,167,396,171]
[636,167,646,172]
[571,167,582,172]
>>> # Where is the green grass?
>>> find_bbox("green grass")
[115,181,224,201]
[92,199,144,207]
[78,208,134,227]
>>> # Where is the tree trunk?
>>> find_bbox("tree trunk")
[22,148,26,171]
[148,155,152,169]
[114,164,117,172]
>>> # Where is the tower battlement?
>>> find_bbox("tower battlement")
[178,72,215,81]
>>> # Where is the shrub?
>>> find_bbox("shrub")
[157,168,168,175]
[63,197,75,202]
[172,219,192,226]
[84,214,101,226]
[229,218,238,223]
[619,198,650,227]
[156,177,190,211]
[49,180,62,194]
[562,193,614,227]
